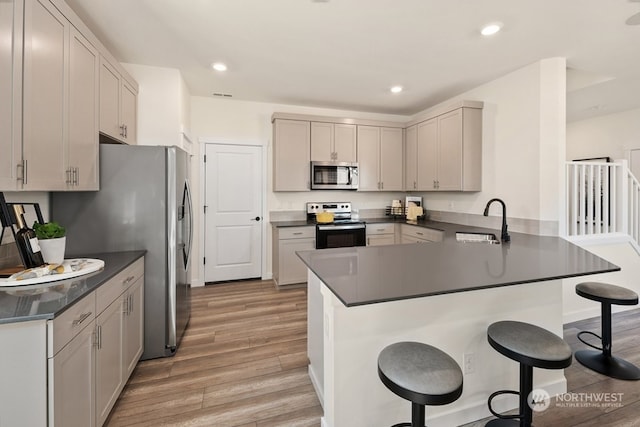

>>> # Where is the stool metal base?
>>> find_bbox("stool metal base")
[575,349,640,380]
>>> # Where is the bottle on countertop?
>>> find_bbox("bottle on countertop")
[12,204,45,268]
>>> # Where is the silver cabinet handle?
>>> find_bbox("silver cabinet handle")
[124,125,128,138]
[73,167,78,186]
[66,168,72,185]
[416,231,424,236]
[73,311,92,326]
[292,232,303,235]
[23,160,27,185]
[129,294,133,315]
[123,275,136,286]
[97,325,102,349]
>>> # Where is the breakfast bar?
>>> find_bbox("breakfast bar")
[297,225,619,427]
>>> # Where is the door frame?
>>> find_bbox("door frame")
[198,138,267,284]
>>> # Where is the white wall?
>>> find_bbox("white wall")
[122,63,191,150]
[563,237,640,323]
[567,107,640,162]
[189,58,567,284]
[190,99,409,285]
[410,58,567,224]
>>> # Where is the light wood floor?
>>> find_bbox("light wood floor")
[105,280,322,427]
[106,280,640,427]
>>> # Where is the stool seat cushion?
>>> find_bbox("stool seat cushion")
[378,341,463,406]
[576,282,639,306]
[487,321,572,369]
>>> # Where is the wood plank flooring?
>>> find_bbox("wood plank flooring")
[105,280,322,427]
[106,279,640,427]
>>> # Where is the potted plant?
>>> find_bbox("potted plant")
[33,221,66,265]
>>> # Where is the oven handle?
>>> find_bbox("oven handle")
[317,224,366,231]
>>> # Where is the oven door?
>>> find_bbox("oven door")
[316,223,366,249]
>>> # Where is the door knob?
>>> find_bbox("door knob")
[252,216,261,221]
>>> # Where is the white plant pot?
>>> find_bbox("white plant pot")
[39,237,66,265]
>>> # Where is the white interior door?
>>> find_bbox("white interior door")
[204,144,263,282]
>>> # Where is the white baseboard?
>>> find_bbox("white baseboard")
[308,366,324,409]
[563,307,601,325]
[190,279,205,288]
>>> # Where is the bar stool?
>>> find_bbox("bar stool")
[575,281,640,380]
[486,321,572,427]
[378,341,463,427]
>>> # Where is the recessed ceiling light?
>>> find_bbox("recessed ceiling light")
[481,23,502,36]
[390,86,403,94]
[212,62,227,72]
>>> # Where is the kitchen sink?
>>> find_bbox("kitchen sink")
[455,232,500,244]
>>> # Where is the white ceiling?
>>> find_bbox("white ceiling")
[64,0,640,122]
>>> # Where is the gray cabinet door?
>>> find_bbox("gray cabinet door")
[273,119,310,191]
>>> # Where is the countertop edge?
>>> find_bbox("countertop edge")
[0,250,146,325]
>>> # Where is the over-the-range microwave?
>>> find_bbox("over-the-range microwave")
[311,161,359,190]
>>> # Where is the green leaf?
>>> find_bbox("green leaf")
[32,221,66,239]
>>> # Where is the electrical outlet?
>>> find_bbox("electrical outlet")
[464,353,476,374]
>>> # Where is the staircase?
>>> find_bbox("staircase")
[565,159,640,249]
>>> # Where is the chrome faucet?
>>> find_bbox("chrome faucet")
[483,198,510,242]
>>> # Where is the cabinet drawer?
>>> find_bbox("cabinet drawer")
[278,226,315,239]
[366,223,395,235]
[96,257,144,315]
[48,291,96,357]
[401,225,444,242]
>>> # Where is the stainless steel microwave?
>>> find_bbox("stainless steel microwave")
[311,161,359,190]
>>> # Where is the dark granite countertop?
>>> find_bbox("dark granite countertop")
[296,230,620,307]
[0,251,145,325]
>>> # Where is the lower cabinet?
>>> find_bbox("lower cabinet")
[273,226,315,286]
[95,297,125,426]
[366,223,396,246]
[49,318,96,427]
[48,257,144,427]
[400,224,444,243]
[123,277,144,378]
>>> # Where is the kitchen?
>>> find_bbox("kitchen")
[2,0,640,426]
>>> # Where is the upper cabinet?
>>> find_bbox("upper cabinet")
[100,57,137,145]
[271,102,482,193]
[406,106,482,192]
[22,0,98,191]
[273,119,311,191]
[67,27,100,190]
[0,0,137,191]
[357,126,403,191]
[0,0,22,190]
[310,122,356,162]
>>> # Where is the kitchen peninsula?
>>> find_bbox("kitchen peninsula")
[297,223,619,427]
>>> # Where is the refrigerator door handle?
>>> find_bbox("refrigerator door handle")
[184,179,194,269]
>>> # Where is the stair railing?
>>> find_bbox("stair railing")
[565,160,624,237]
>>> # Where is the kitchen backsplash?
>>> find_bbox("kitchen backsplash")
[269,207,558,236]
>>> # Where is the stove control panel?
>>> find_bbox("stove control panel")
[307,202,352,215]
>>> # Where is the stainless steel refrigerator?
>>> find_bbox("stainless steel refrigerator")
[51,144,193,360]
